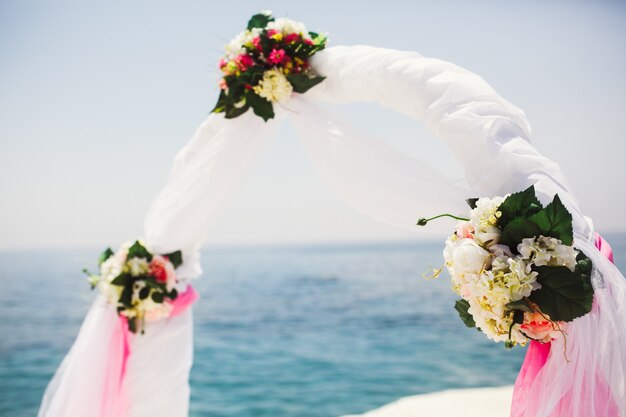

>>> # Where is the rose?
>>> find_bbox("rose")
[149,255,177,291]
[455,221,475,239]
[235,54,254,71]
[520,311,561,343]
[450,239,492,274]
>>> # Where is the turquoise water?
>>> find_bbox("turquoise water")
[1,237,625,416]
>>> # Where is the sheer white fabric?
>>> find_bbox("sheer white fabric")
[38,297,194,417]
[38,297,120,417]
[39,44,624,417]
[520,236,626,417]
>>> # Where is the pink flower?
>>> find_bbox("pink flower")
[267,48,286,65]
[219,78,228,90]
[266,29,278,37]
[520,312,562,343]
[149,255,177,291]
[218,58,227,69]
[236,54,254,71]
[284,33,299,44]
[455,221,475,239]
[252,36,262,50]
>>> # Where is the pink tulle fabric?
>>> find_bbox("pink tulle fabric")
[511,234,621,417]
[101,286,199,417]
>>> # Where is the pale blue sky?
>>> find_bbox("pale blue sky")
[1,0,625,249]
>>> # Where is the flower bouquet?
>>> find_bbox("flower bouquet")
[418,186,594,348]
[212,11,327,121]
[84,240,183,333]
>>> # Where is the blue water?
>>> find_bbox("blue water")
[1,237,625,417]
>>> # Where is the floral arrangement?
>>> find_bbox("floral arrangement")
[417,186,594,348]
[84,240,183,334]
[212,11,327,121]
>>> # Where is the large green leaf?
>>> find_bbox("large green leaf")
[499,217,541,251]
[151,291,164,304]
[528,265,594,322]
[247,91,274,121]
[98,248,114,266]
[165,250,183,269]
[111,273,130,286]
[224,103,250,119]
[454,299,476,328]
[247,13,274,30]
[139,286,151,300]
[119,283,133,308]
[127,240,152,261]
[286,73,326,94]
[497,185,542,228]
[466,198,478,209]
[527,195,573,245]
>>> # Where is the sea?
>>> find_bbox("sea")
[1,235,625,417]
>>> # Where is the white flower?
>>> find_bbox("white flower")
[266,17,309,38]
[518,236,578,271]
[126,257,150,277]
[142,299,174,322]
[100,256,122,283]
[225,28,262,58]
[253,69,293,102]
[449,239,491,275]
[470,196,505,229]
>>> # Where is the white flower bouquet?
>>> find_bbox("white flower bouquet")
[84,240,183,334]
[212,11,327,121]
[418,186,594,348]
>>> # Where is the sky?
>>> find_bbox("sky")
[0,0,625,250]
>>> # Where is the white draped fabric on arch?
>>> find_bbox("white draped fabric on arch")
[38,45,626,417]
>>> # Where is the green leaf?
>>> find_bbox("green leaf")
[119,283,133,308]
[497,185,542,228]
[127,317,137,334]
[165,250,183,269]
[499,217,541,250]
[466,198,478,209]
[505,298,534,313]
[151,291,164,304]
[139,287,151,300]
[127,240,153,261]
[247,91,274,121]
[144,278,159,289]
[111,273,130,286]
[98,248,114,266]
[528,265,594,322]
[454,299,476,328]
[512,309,525,325]
[286,73,326,94]
[247,12,273,30]
[224,102,250,119]
[211,90,227,114]
[576,252,593,278]
[168,288,178,300]
[527,194,573,245]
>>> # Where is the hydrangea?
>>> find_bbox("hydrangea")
[518,236,578,271]
[253,69,293,102]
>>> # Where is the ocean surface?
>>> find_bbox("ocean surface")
[1,236,625,417]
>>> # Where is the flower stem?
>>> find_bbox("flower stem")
[416,213,470,226]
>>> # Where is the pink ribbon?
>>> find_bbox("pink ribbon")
[101,285,199,417]
[510,233,617,417]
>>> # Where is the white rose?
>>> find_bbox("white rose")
[475,225,501,247]
[451,239,491,274]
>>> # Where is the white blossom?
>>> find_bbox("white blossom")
[253,69,293,102]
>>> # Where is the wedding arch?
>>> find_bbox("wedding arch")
[38,13,626,417]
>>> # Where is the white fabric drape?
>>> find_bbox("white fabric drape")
[39,45,624,417]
